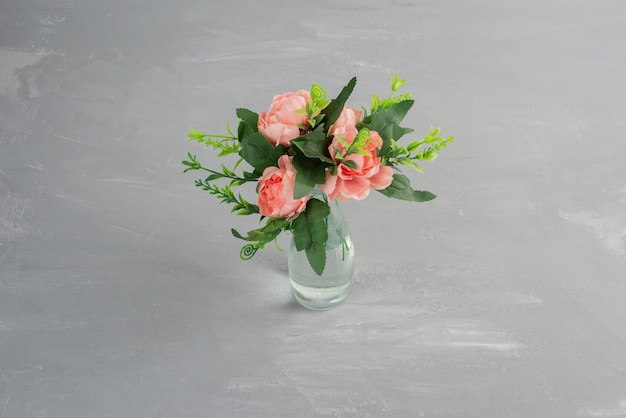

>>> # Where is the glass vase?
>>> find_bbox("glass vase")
[288,190,355,310]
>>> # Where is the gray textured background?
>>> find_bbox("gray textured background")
[2,1,626,417]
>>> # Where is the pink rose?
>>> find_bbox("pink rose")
[319,126,394,202]
[330,105,363,135]
[258,155,308,218]
[258,90,312,147]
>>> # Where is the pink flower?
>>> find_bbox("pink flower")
[258,90,312,147]
[330,105,363,135]
[319,126,394,202]
[258,155,308,218]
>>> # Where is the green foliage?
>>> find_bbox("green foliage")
[235,108,259,131]
[290,129,333,199]
[194,178,259,215]
[321,77,357,130]
[310,83,330,109]
[291,198,330,276]
[299,83,331,129]
[188,126,240,157]
[390,73,406,92]
[290,129,333,162]
[370,73,413,114]
[377,173,437,202]
[331,128,374,166]
[292,151,330,200]
[183,74,454,276]
[232,217,288,244]
[385,126,455,173]
[182,152,203,172]
[182,152,257,182]
[232,218,290,260]
[361,100,414,157]
[238,123,287,175]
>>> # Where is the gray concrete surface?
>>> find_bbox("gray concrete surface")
[2,0,626,417]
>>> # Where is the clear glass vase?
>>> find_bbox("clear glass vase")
[288,190,355,310]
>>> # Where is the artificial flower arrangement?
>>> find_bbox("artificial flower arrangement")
[183,75,453,276]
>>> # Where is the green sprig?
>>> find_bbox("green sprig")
[182,153,257,183]
[369,73,413,114]
[232,217,290,258]
[188,126,241,157]
[385,127,455,172]
[193,179,259,216]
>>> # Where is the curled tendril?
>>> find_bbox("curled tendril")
[355,128,371,147]
[310,83,327,103]
[240,244,258,260]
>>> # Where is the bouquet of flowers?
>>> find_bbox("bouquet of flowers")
[183,75,453,276]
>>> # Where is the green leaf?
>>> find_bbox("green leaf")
[406,140,422,152]
[236,108,259,131]
[291,150,331,199]
[243,171,259,180]
[231,228,245,240]
[187,126,204,139]
[239,124,287,175]
[231,218,288,242]
[363,99,414,157]
[237,119,253,143]
[289,129,334,200]
[321,77,357,131]
[343,159,358,170]
[205,173,222,181]
[290,128,333,163]
[377,173,436,202]
[182,152,201,172]
[291,199,330,275]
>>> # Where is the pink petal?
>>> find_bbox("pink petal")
[369,165,394,190]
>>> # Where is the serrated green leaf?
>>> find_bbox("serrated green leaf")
[236,108,259,131]
[290,129,333,163]
[363,99,414,157]
[291,150,331,199]
[377,173,436,202]
[321,77,357,131]
[239,124,287,175]
[291,199,330,275]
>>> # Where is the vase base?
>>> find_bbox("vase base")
[289,278,351,310]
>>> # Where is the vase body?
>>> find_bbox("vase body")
[288,191,355,310]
